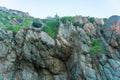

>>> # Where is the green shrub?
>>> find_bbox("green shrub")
[46,19,58,27]
[6,17,33,31]
[43,19,59,38]
[90,39,103,54]
[7,25,21,32]
[0,10,33,32]
[88,17,95,23]
[60,16,74,23]
[103,18,107,23]
[73,21,84,27]
[6,19,32,32]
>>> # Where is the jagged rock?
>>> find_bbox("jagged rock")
[95,18,104,25]
[58,21,76,38]
[81,42,90,53]
[40,32,55,46]
[0,6,8,12]
[0,42,9,57]
[105,15,120,27]
[15,28,26,45]
[0,15,120,80]
[0,28,13,41]
[83,23,96,36]
[85,67,96,80]
[99,54,107,65]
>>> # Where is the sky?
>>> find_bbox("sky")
[0,0,120,18]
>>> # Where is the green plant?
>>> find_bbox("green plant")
[90,39,103,71]
[7,25,21,32]
[90,39,103,54]
[0,10,33,32]
[43,19,59,38]
[88,17,95,23]
[73,21,84,27]
[6,19,32,32]
[60,16,74,23]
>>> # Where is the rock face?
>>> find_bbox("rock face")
[32,18,43,28]
[0,6,33,31]
[0,15,120,80]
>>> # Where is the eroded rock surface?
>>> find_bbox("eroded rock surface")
[0,16,120,80]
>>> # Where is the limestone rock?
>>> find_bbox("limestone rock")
[0,15,120,80]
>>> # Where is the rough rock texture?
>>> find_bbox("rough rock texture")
[0,6,33,31]
[0,16,120,80]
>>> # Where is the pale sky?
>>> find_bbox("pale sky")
[0,0,120,18]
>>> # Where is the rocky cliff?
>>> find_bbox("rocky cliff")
[0,6,33,31]
[0,8,120,80]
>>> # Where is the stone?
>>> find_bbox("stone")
[0,42,10,57]
[32,18,43,28]
[85,67,96,80]
[46,57,66,74]
[0,13,120,80]
[95,18,104,25]
[81,42,90,53]
[104,63,114,80]
[54,72,68,80]
[15,29,25,45]
[0,28,13,41]
[40,31,55,46]
[112,77,120,80]
[99,54,107,65]
[25,29,40,42]
[83,23,96,35]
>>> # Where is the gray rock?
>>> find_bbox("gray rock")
[104,63,114,80]
[95,18,104,25]
[54,72,68,80]
[83,23,96,36]
[40,31,55,46]
[112,77,120,80]
[85,67,96,80]
[22,64,39,80]
[0,28,13,41]
[0,15,120,80]
[81,42,90,53]
[15,29,25,45]
[99,54,107,65]
[0,42,8,57]
[25,29,40,42]
[108,59,120,77]
[57,21,76,38]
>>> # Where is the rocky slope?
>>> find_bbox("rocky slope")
[0,6,33,31]
[0,8,120,80]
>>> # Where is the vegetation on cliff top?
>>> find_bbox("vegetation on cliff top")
[0,9,75,37]
[0,10,33,32]
[42,16,74,38]
[43,19,59,38]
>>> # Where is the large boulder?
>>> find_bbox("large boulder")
[32,18,43,28]
[103,15,120,49]
[105,15,120,27]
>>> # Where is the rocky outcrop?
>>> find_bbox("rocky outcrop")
[0,15,120,80]
[0,6,33,31]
